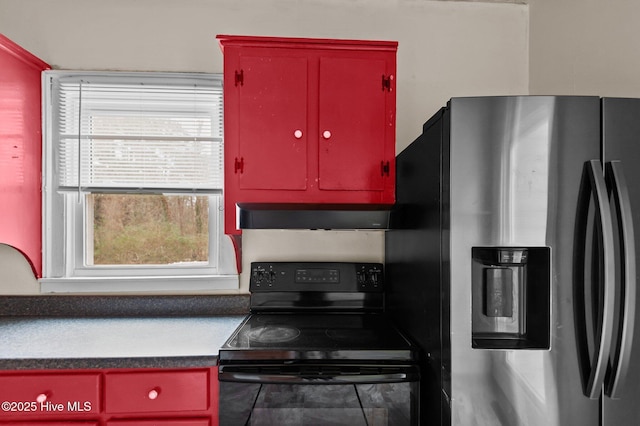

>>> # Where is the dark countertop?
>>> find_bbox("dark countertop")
[0,295,249,370]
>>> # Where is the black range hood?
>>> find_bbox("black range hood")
[238,207,391,230]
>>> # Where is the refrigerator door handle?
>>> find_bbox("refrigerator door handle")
[605,160,637,399]
[582,159,617,399]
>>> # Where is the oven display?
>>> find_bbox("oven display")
[295,268,339,284]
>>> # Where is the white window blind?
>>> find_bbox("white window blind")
[42,71,238,292]
[54,75,223,191]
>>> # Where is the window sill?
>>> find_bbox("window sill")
[39,275,239,294]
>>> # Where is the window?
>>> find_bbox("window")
[41,71,238,292]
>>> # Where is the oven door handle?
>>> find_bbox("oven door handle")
[219,371,419,384]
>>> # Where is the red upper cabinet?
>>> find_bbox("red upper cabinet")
[317,55,390,192]
[236,52,309,192]
[0,34,50,277]
[217,35,397,235]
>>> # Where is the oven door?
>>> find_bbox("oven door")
[218,364,420,426]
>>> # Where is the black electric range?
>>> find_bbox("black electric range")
[218,262,420,426]
[220,312,415,362]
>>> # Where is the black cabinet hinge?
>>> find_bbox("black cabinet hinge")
[381,161,390,177]
[235,157,244,174]
[382,74,393,92]
[235,69,244,86]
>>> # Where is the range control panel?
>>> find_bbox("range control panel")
[250,262,384,292]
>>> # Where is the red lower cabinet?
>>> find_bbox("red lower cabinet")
[1,423,98,426]
[0,367,218,426]
[0,372,100,422]
[105,370,209,414]
[106,421,210,426]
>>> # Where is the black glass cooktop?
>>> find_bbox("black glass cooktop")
[219,313,417,362]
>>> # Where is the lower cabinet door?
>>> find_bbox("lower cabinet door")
[104,369,210,414]
[106,420,210,426]
[0,423,98,426]
[0,372,101,420]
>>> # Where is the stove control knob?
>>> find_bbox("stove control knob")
[357,271,367,288]
[356,267,383,289]
[252,268,271,287]
[370,271,380,287]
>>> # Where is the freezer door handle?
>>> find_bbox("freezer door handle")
[575,160,616,399]
[605,161,637,399]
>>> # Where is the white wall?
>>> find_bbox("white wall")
[0,0,529,294]
[529,0,640,96]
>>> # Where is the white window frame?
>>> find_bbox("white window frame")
[40,71,238,293]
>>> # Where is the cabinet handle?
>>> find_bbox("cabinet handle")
[294,129,303,139]
[147,388,160,400]
[322,130,332,140]
[36,393,48,403]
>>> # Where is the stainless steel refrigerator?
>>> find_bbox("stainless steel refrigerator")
[385,96,640,425]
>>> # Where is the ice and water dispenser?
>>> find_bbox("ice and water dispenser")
[472,247,551,349]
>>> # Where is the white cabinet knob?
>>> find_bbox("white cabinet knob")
[294,129,303,139]
[36,393,48,403]
[148,389,160,400]
[322,130,332,139]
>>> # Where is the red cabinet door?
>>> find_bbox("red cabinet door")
[317,55,388,192]
[0,35,50,278]
[105,420,210,426]
[237,52,308,191]
[104,369,209,414]
[0,372,101,420]
[1,423,98,426]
